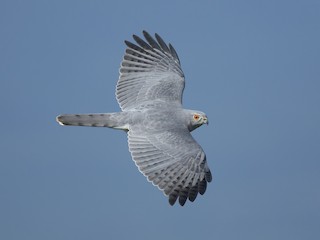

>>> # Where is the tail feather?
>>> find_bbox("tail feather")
[56,113,128,130]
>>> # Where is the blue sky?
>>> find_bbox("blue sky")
[1,0,319,239]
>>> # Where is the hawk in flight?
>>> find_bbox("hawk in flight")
[56,31,212,206]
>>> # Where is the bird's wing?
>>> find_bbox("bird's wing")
[116,31,185,111]
[127,127,212,206]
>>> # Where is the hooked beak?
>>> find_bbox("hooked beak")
[203,117,209,125]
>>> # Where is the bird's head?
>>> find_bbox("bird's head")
[187,110,208,131]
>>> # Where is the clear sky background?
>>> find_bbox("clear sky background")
[1,0,319,239]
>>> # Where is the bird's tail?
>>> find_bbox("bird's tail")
[56,113,128,130]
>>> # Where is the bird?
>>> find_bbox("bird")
[56,31,212,206]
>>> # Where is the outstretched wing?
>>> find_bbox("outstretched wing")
[116,31,185,111]
[128,127,212,206]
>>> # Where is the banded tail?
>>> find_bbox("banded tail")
[56,113,129,130]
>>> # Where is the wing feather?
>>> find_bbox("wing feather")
[155,33,171,54]
[143,30,162,51]
[128,128,212,206]
[117,31,185,110]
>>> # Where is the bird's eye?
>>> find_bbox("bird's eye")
[193,114,200,121]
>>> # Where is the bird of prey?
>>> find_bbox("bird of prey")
[56,31,212,206]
